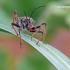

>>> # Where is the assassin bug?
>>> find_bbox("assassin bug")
[11,5,47,48]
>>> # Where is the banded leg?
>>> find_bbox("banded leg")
[28,22,47,44]
[11,23,20,36]
[30,30,43,45]
[40,23,47,43]
[12,11,17,23]
[11,11,19,35]
[19,29,22,48]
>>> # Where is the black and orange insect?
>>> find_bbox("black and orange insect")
[11,5,47,48]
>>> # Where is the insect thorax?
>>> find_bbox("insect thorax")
[18,16,35,29]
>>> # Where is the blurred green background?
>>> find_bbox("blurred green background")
[0,0,70,70]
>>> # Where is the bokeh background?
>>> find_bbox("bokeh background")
[0,0,70,70]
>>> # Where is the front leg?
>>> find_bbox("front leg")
[11,23,20,36]
[12,11,17,23]
[11,11,19,35]
[12,23,22,48]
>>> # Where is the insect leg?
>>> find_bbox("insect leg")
[28,26,44,45]
[11,11,19,35]
[28,22,47,43]
[39,23,47,43]
[11,23,20,36]
[30,30,43,45]
[19,29,22,48]
[28,26,40,40]
[12,11,17,23]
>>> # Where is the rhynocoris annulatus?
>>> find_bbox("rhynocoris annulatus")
[11,5,47,48]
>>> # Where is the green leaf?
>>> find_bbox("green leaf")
[0,23,70,70]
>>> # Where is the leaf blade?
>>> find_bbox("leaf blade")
[0,23,70,70]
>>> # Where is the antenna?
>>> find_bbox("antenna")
[30,5,46,18]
